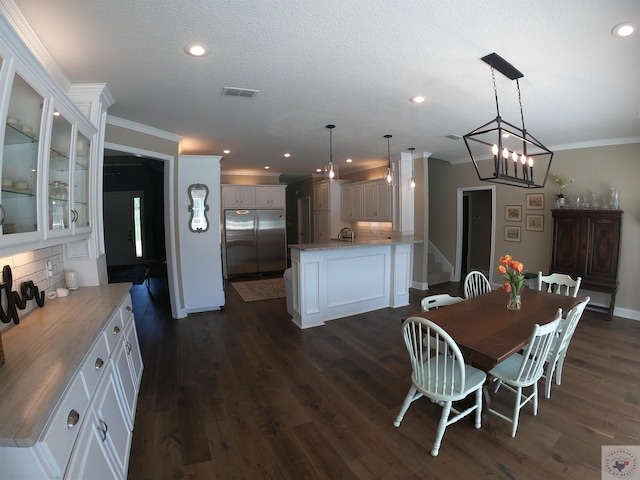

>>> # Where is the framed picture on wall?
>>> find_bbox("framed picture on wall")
[504,225,521,242]
[526,214,544,232]
[526,193,544,210]
[505,205,522,222]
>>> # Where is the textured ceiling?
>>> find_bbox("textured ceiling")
[8,0,640,181]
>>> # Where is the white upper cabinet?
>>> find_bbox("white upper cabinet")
[72,130,91,231]
[0,40,98,250]
[341,183,363,220]
[222,185,256,209]
[255,186,285,208]
[222,185,285,210]
[47,111,73,234]
[1,68,45,242]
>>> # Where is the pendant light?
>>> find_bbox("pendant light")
[384,134,393,185]
[463,53,553,189]
[408,147,416,190]
[325,124,338,180]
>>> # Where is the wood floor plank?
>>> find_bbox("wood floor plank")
[127,278,640,480]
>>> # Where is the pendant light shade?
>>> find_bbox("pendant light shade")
[463,53,553,189]
[325,124,338,180]
[384,134,393,185]
[408,147,416,190]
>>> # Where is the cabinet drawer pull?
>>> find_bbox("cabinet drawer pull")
[67,409,80,428]
[0,204,5,225]
[126,341,132,354]
[95,357,104,369]
[126,305,132,312]
[113,325,120,335]
[97,419,108,442]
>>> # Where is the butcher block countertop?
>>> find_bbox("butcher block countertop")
[0,283,132,447]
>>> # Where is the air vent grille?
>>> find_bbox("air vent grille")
[222,87,260,98]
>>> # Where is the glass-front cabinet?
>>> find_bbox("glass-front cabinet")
[1,54,96,246]
[1,70,45,240]
[47,112,72,233]
[73,130,91,230]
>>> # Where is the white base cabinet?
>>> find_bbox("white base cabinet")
[289,241,414,329]
[0,285,142,480]
[65,363,132,480]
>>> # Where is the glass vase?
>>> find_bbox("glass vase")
[507,291,521,311]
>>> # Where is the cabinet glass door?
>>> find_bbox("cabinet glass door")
[48,113,72,232]
[73,131,90,228]
[1,73,44,235]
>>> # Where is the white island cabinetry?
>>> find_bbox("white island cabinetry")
[289,238,418,329]
[0,284,142,480]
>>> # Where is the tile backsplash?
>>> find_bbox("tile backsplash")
[0,245,65,333]
[352,221,392,241]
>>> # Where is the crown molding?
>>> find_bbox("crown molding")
[0,0,72,91]
[106,115,183,143]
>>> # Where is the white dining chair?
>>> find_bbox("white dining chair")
[463,271,492,299]
[543,297,590,398]
[488,310,562,437]
[394,317,486,456]
[421,294,465,312]
[537,272,582,297]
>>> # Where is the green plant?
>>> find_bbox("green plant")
[551,174,574,198]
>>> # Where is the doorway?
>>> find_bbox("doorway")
[455,186,495,283]
[297,196,311,244]
[104,191,145,266]
[103,142,183,317]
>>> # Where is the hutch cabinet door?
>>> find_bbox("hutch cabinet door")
[584,216,621,283]
[550,214,584,277]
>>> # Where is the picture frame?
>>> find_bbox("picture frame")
[504,225,521,242]
[526,214,544,232]
[526,193,544,210]
[505,205,522,222]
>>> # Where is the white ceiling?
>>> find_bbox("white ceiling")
[9,0,640,182]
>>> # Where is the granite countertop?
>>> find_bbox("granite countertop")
[289,235,423,251]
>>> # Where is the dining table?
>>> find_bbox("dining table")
[411,287,582,415]
[412,287,582,373]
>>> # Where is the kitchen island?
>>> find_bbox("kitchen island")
[288,236,421,329]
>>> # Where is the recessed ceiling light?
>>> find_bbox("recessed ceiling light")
[264,166,270,169]
[316,168,322,173]
[184,43,210,57]
[223,149,230,154]
[410,96,426,104]
[346,158,353,163]
[283,153,291,158]
[612,22,636,37]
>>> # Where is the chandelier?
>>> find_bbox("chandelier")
[324,124,338,180]
[463,53,553,189]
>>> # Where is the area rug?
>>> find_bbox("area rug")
[232,278,286,302]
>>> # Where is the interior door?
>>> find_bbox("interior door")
[104,191,144,266]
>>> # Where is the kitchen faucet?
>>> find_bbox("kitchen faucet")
[337,227,355,244]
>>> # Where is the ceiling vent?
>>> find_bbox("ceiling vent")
[222,87,259,98]
[446,134,462,140]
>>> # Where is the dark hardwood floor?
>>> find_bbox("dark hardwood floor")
[127,278,640,480]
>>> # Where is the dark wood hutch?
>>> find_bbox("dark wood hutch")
[550,209,622,319]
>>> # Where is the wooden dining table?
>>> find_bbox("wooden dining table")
[412,288,582,373]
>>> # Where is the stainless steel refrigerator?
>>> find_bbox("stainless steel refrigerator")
[224,209,287,276]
